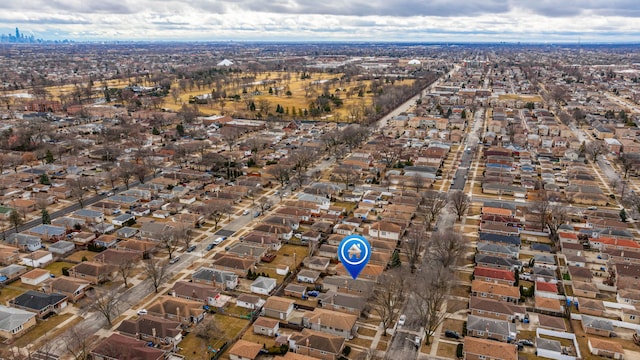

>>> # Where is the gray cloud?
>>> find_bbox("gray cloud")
[0,0,639,41]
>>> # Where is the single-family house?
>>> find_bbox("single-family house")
[172,281,220,306]
[466,315,516,342]
[44,276,92,302]
[192,267,238,290]
[0,305,37,340]
[302,308,358,339]
[318,291,367,316]
[228,339,264,360]
[469,296,526,322]
[20,250,53,268]
[262,296,295,320]
[297,269,321,284]
[463,337,518,360]
[237,294,265,311]
[581,315,615,337]
[253,316,280,337]
[289,329,345,360]
[588,337,624,360]
[67,261,114,284]
[91,333,165,360]
[117,314,183,346]
[250,276,277,295]
[9,291,67,318]
[20,269,50,286]
[146,296,205,324]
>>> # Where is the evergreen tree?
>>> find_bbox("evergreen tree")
[41,208,51,224]
[389,249,401,268]
[39,173,50,185]
[176,123,185,137]
[45,150,54,164]
[152,127,160,135]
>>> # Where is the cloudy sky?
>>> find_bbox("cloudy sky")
[2,0,640,42]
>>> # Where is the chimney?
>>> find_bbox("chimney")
[176,306,180,321]
[152,327,157,338]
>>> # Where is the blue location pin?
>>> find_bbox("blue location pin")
[338,234,371,279]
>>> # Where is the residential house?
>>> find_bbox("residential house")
[91,333,164,360]
[192,267,238,290]
[475,254,521,271]
[139,221,174,241]
[581,315,615,337]
[322,276,375,296]
[368,221,404,241]
[228,339,264,360]
[253,316,280,337]
[0,244,19,265]
[262,296,295,320]
[172,281,220,306]
[117,315,183,347]
[568,265,593,283]
[467,315,516,342]
[20,250,53,268]
[588,337,624,360]
[0,305,37,340]
[0,264,28,283]
[618,289,640,305]
[471,280,520,303]
[303,256,331,272]
[237,294,265,311]
[20,269,51,286]
[578,298,606,317]
[284,284,308,299]
[146,296,205,324]
[535,296,564,315]
[463,337,518,360]
[614,263,640,290]
[473,267,515,285]
[621,306,640,325]
[318,291,367,316]
[211,254,256,277]
[302,308,358,339]
[289,329,346,360]
[250,276,277,295]
[67,261,114,284]
[6,233,41,252]
[469,297,526,322]
[9,290,67,318]
[477,242,519,259]
[537,314,567,332]
[297,269,321,284]
[43,276,92,302]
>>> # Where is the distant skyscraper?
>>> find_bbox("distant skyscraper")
[15,27,19,39]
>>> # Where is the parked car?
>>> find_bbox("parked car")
[186,245,197,252]
[414,336,421,348]
[307,290,320,297]
[517,339,534,347]
[169,257,180,264]
[398,314,406,326]
[206,243,215,251]
[444,330,461,339]
[242,209,250,216]
[212,236,226,245]
[137,309,148,316]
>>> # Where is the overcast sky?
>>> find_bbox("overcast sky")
[3,0,640,42]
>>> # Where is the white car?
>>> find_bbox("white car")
[137,309,148,316]
[398,314,406,326]
[212,236,226,245]
[242,209,250,216]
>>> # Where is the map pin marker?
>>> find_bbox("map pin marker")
[338,234,371,280]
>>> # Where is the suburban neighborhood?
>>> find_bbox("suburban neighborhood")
[1,41,640,360]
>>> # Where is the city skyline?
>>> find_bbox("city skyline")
[2,0,640,43]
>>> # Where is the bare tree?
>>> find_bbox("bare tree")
[63,322,92,360]
[267,163,291,187]
[90,288,120,327]
[370,269,406,332]
[290,147,317,172]
[116,257,136,288]
[547,205,569,244]
[68,177,89,208]
[404,225,428,273]
[428,230,468,269]
[448,190,470,221]
[134,163,149,184]
[411,173,426,193]
[420,191,448,231]
[173,222,194,249]
[201,201,230,229]
[143,256,171,293]
[333,165,358,189]
[585,140,606,162]
[118,166,134,190]
[257,198,274,216]
[291,170,308,189]
[412,264,451,345]
[159,229,178,260]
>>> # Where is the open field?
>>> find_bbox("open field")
[497,94,543,102]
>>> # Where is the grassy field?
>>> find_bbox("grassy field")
[45,261,77,277]
[436,342,458,359]
[498,94,543,102]
[178,315,249,359]
[65,250,98,262]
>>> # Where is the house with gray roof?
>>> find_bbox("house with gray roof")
[467,315,516,342]
[5,233,41,252]
[581,315,615,337]
[192,267,238,290]
[0,305,37,340]
[48,240,75,255]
